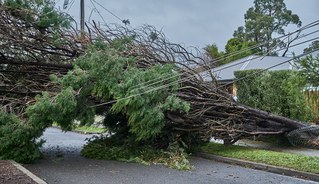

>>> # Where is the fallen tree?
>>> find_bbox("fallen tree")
[0,1,317,164]
[44,23,309,145]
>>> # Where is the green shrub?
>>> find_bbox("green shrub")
[235,70,313,121]
[0,111,43,163]
[3,0,71,29]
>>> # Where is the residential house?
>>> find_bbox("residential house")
[201,55,296,96]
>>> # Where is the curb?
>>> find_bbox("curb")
[197,153,319,182]
[10,160,47,184]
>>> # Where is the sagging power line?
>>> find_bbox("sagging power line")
[129,20,319,94]
[91,34,319,108]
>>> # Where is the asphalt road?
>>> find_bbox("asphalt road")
[25,128,318,184]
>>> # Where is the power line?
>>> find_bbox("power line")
[129,21,319,91]
[130,36,318,103]
[89,0,108,25]
[130,21,319,93]
[63,0,68,9]
[88,8,95,23]
[66,0,75,13]
[191,36,319,86]
[217,48,319,90]
[91,36,318,108]
[200,31,319,80]
[91,0,130,26]
[66,2,318,96]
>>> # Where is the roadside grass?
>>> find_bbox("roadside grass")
[201,142,319,174]
[73,125,106,134]
[52,123,106,134]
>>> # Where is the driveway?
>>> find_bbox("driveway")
[25,128,317,184]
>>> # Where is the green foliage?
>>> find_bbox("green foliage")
[110,71,189,141]
[204,44,222,59]
[0,0,73,164]
[3,0,70,29]
[3,0,71,48]
[204,44,226,66]
[202,142,319,174]
[295,51,319,121]
[56,40,188,141]
[296,51,319,86]
[0,111,43,163]
[234,69,264,108]
[73,125,106,134]
[205,39,261,66]
[233,0,301,55]
[209,0,302,65]
[303,41,319,54]
[81,136,191,170]
[224,38,259,62]
[235,70,313,121]
[27,39,193,159]
[27,88,78,131]
[23,37,199,167]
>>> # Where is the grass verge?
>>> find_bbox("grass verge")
[73,125,106,134]
[52,123,106,134]
[201,142,319,174]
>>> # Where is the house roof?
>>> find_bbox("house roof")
[202,55,296,82]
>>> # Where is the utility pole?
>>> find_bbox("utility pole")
[80,0,85,32]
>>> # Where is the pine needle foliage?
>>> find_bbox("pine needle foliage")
[28,38,190,145]
[3,0,70,29]
[22,38,193,167]
[0,111,43,163]
[81,136,191,170]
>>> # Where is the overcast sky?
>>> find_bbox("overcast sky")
[56,0,319,55]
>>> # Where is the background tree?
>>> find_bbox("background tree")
[204,43,225,66]
[295,43,319,86]
[298,42,319,122]
[232,0,301,56]
[206,0,300,66]
[204,38,259,66]
[223,38,258,63]
[303,41,319,54]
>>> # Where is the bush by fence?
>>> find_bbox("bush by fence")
[235,70,314,122]
[304,87,319,123]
